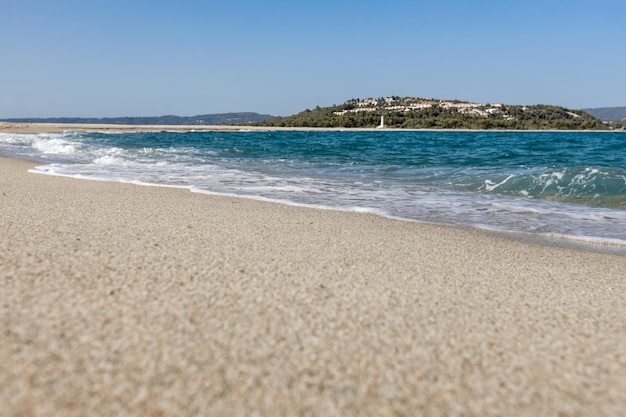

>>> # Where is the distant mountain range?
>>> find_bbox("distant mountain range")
[582,107,626,121]
[0,112,274,125]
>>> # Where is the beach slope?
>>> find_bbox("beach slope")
[1,155,625,416]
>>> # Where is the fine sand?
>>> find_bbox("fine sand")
[1,149,625,416]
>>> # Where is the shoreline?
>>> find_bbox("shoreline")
[2,153,626,415]
[1,121,622,134]
[2,122,625,254]
[13,151,626,255]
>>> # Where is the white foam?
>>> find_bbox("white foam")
[0,133,32,145]
[93,155,128,165]
[32,137,78,155]
[242,185,317,193]
[483,175,514,191]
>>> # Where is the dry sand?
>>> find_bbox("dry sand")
[1,151,625,416]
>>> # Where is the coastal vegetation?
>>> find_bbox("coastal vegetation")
[258,97,614,130]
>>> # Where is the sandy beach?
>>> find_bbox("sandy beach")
[1,126,626,416]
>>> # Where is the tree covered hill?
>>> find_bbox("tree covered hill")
[0,112,274,126]
[258,97,614,130]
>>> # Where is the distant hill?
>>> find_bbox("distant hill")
[0,112,274,125]
[258,96,610,130]
[582,107,626,121]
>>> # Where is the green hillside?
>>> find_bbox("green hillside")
[259,97,612,130]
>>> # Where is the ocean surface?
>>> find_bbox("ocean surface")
[2,129,625,249]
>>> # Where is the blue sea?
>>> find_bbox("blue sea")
[2,129,625,249]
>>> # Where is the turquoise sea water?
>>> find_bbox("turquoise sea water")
[1,129,625,248]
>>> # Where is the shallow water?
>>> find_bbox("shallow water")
[1,129,625,247]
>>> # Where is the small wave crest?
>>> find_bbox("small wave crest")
[93,155,129,165]
[32,137,78,155]
[0,133,83,160]
[476,167,626,207]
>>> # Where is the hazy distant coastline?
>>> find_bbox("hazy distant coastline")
[0,112,272,126]
[583,106,626,121]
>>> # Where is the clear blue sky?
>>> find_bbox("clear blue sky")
[2,0,625,117]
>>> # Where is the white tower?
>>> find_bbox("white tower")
[377,115,385,129]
